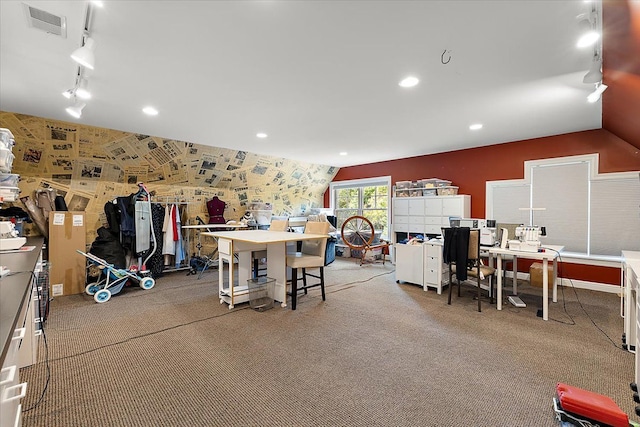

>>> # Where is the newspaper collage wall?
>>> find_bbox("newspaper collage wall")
[0,111,339,245]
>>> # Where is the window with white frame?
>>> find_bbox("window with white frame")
[486,154,640,257]
[330,176,391,241]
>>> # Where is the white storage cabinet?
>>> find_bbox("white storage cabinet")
[395,239,447,294]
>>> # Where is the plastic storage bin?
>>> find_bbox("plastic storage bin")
[0,128,15,149]
[0,148,15,173]
[247,276,275,311]
[419,178,452,188]
[437,186,459,196]
[0,173,19,187]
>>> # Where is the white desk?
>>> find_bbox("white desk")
[487,245,564,321]
[203,230,328,309]
[182,223,248,258]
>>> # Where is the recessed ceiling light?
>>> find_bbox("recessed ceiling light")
[399,76,419,88]
[142,106,158,116]
[339,152,348,156]
[469,123,483,130]
[256,133,268,138]
[91,0,104,7]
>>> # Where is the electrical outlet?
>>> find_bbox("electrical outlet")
[52,283,63,296]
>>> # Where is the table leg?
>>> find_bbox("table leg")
[512,255,518,294]
[497,254,503,310]
[542,258,549,321]
[266,242,288,308]
[552,258,558,303]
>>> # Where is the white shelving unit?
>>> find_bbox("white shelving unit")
[393,194,471,238]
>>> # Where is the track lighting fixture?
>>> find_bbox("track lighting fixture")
[65,100,86,119]
[587,83,607,103]
[62,88,75,99]
[75,78,91,100]
[578,2,605,102]
[576,9,599,48]
[71,36,96,70]
[63,3,97,119]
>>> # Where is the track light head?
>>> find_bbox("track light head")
[587,83,608,103]
[583,58,603,84]
[62,88,75,99]
[66,101,86,119]
[75,78,91,100]
[71,37,96,70]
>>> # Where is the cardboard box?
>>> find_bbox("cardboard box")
[48,212,86,296]
[529,262,553,288]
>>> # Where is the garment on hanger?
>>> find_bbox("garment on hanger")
[162,204,176,257]
[144,203,165,277]
[173,205,186,268]
[135,200,151,253]
[207,196,226,224]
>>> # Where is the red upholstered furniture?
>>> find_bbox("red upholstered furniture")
[554,382,629,427]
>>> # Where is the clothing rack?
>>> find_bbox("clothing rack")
[152,196,195,205]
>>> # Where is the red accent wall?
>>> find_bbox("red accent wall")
[325,1,640,286]
[326,129,638,285]
[328,129,639,220]
[602,0,640,150]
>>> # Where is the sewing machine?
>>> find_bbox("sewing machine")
[507,225,546,252]
[449,218,498,246]
[0,221,26,251]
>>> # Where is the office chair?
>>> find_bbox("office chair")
[252,219,290,277]
[442,227,496,312]
[286,221,330,310]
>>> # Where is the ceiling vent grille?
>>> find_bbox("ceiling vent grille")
[23,3,67,38]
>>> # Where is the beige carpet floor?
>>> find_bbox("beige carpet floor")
[19,258,636,426]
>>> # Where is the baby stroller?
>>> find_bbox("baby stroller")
[78,250,155,303]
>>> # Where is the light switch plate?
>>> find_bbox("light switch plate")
[52,283,63,296]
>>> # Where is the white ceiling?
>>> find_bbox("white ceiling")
[0,1,603,168]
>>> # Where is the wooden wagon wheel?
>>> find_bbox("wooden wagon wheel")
[340,215,375,252]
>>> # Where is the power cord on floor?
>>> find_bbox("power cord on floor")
[50,305,250,363]
[544,250,623,350]
[325,268,395,294]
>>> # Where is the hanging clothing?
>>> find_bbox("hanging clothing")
[443,227,470,281]
[135,200,152,253]
[144,203,165,278]
[162,204,176,256]
[174,206,186,268]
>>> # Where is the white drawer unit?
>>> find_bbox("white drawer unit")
[394,240,447,294]
[395,243,424,286]
[622,251,640,354]
[0,364,26,427]
[424,240,446,294]
[623,251,640,385]
[0,238,45,427]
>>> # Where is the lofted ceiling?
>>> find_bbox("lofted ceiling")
[0,1,603,168]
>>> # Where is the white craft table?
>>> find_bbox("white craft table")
[487,245,564,321]
[203,230,328,309]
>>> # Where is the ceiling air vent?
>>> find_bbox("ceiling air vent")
[22,3,67,38]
